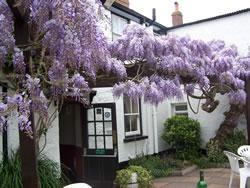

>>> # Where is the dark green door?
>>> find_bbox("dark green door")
[83,103,118,188]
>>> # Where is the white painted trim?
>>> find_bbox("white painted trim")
[104,0,116,9]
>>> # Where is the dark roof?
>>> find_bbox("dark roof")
[167,8,250,30]
[110,2,167,34]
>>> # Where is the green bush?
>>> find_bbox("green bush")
[162,115,201,160]
[115,168,133,188]
[192,156,229,169]
[129,155,173,178]
[0,152,69,188]
[223,129,247,153]
[192,156,210,169]
[115,165,152,188]
[206,140,226,163]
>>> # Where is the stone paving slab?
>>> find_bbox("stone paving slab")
[153,168,240,188]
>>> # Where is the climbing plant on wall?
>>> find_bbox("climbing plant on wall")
[109,24,250,143]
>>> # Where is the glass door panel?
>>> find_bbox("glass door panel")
[86,104,116,155]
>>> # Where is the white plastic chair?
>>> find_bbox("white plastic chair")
[63,183,92,188]
[224,151,250,188]
[238,145,250,157]
[237,145,250,168]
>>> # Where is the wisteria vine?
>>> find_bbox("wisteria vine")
[0,0,126,135]
[0,0,250,137]
[110,24,250,109]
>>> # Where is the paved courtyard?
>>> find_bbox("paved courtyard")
[153,168,241,188]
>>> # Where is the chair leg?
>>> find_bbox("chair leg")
[240,175,247,188]
[229,172,233,188]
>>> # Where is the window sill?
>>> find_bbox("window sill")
[123,135,148,143]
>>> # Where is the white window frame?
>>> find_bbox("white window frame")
[111,14,129,41]
[123,97,141,137]
[172,103,188,116]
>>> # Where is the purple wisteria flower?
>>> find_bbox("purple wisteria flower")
[13,47,26,73]
[0,2,15,66]
[109,23,250,105]
[48,60,69,97]
[26,75,48,118]
[228,90,246,105]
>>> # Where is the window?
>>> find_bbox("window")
[172,103,188,116]
[111,14,129,41]
[86,105,115,155]
[123,96,141,137]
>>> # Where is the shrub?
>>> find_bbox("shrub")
[0,152,70,188]
[115,168,133,188]
[161,115,201,160]
[223,129,247,153]
[129,154,173,178]
[115,165,152,188]
[129,166,152,188]
[206,140,226,163]
[192,156,210,169]
[192,156,229,169]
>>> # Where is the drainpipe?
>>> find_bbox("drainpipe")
[152,106,158,153]
[246,77,250,144]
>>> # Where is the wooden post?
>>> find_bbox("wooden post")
[246,78,250,144]
[6,1,40,188]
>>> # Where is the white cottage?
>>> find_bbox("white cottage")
[1,1,250,187]
[0,1,166,187]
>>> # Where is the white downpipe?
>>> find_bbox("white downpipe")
[152,106,158,153]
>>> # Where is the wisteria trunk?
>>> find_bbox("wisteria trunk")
[211,104,245,145]
[19,113,40,188]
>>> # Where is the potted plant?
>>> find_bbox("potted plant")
[115,165,152,188]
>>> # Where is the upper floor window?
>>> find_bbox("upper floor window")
[172,103,188,117]
[111,14,129,41]
[123,96,141,137]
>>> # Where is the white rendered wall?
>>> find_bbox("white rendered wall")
[0,104,60,165]
[92,87,156,163]
[157,12,250,152]
[7,110,19,155]
[39,105,60,164]
[157,93,236,151]
[169,12,250,55]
